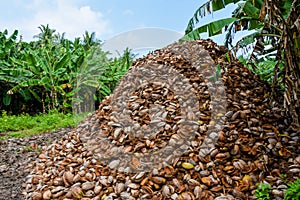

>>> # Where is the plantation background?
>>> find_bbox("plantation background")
[0,26,133,115]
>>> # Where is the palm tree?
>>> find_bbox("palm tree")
[54,32,66,44]
[184,0,299,126]
[82,31,100,50]
[33,24,56,45]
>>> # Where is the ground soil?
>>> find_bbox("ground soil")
[0,127,74,200]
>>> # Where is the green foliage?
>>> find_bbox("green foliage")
[183,0,265,47]
[253,179,300,200]
[238,56,284,87]
[184,0,294,62]
[70,43,110,114]
[0,110,84,139]
[284,178,300,200]
[0,26,125,138]
[96,48,133,101]
[254,183,272,200]
[0,25,133,115]
[183,17,237,40]
[184,1,299,116]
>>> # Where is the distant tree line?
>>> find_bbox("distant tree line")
[0,24,133,115]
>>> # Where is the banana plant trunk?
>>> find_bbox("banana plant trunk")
[283,0,300,127]
[51,87,58,111]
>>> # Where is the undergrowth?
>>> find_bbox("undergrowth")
[254,178,300,200]
[0,111,87,139]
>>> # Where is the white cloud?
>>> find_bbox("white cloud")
[1,0,111,41]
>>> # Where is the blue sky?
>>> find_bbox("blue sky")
[0,0,237,45]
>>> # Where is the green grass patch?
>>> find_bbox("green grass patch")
[284,178,300,200]
[254,182,272,200]
[0,111,88,139]
[254,178,300,200]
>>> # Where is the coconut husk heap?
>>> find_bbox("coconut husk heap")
[23,40,300,200]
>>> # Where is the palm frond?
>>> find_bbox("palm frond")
[183,17,236,41]
[185,0,239,34]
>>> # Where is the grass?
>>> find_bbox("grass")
[254,178,300,200]
[0,111,88,139]
[284,178,300,200]
[254,183,272,200]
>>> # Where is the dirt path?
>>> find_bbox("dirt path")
[0,127,74,200]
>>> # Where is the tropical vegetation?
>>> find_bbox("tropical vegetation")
[253,178,300,200]
[184,0,299,198]
[184,0,300,127]
[0,25,133,116]
[0,110,79,139]
[284,178,300,200]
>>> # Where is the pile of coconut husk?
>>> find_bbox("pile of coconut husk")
[22,39,300,200]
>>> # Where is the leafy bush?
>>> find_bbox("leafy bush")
[239,56,284,86]
[284,178,300,200]
[0,26,133,115]
[96,48,133,101]
[254,183,272,200]
[253,179,300,200]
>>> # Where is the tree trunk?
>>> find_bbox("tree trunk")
[283,0,300,127]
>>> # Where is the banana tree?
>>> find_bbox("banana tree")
[183,0,266,50]
[82,31,100,50]
[71,43,111,114]
[33,24,56,47]
[184,0,299,126]
[9,51,69,112]
[0,25,131,115]
[0,29,32,109]
[0,30,17,106]
[98,47,133,97]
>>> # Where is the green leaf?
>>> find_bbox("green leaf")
[248,19,262,30]
[185,0,239,34]
[282,0,293,19]
[52,67,66,76]
[28,88,41,102]
[184,17,236,40]
[212,0,226,11]
[99,76,114,82]
[19,89,32,101]
[284,178,300,200]
[66,87,81,97]
[3,94,12,106]
[236,30,261,47]
[7,30,18,41]
[243,1,260,18]
[35,54,50,74]
[99,82,111,96]
[54,52,70,71]
[82,80,99,88]
[40,77,51,85]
